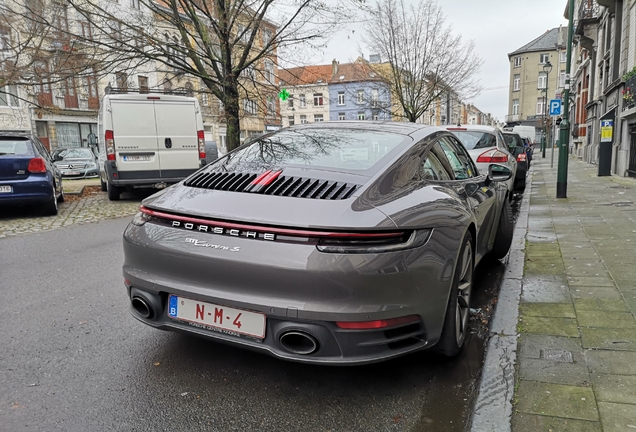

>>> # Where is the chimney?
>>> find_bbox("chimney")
[332,59,338,76]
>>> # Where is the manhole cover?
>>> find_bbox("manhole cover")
[542,349,573,363]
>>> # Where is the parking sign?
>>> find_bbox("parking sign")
[549,99,561,116]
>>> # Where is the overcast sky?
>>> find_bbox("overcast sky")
[312,0,569,122]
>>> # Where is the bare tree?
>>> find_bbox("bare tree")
[4,0,356,151]
[365,0,482,123]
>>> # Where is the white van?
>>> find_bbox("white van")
[97,93,205,200]
[512,125,537,143]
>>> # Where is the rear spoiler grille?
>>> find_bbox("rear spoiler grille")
[184,171,359,200]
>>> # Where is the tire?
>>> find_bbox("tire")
[433,232,474,357]
[100,176,107,192]
[58,187,65,203]
[490,199,514,260]
[44,184,59,216]
[107,182,120,201]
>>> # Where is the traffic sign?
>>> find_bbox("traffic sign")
[549,99,561,116]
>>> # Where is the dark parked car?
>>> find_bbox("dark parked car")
[521,137,534,166]
[123,122,514,364]
[0,133,64,215]
[502,132,528,191]
[52,148,99,178]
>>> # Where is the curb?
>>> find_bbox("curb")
[469,169,532,431]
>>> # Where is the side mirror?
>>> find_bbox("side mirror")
[87,133,98,146]
[487,164,512,183]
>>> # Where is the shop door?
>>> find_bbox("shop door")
[56,123,82,148]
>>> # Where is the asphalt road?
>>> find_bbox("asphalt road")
[0,216,507,432]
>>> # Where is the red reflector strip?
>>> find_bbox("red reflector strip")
[336,315,420,330]
[250,170,272,185]
[139,206,405,240]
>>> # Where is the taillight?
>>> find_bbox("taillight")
[517,153,527,162]
[197,130,205,159]
[316,229,432,254]
[27,157,47,173]
[476,149,509,163]
[336,315,421,330]
[105,130,115,161]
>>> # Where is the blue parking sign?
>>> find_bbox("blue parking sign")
[549,99,561,116]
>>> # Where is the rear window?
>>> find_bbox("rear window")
[0,138,35,157]
[211,128,409,173]
[448,131,496,150]
[502,133,524,156]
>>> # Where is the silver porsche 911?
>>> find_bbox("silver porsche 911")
[123,122,514,365]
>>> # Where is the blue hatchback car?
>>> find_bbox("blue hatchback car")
[0,134,64,215]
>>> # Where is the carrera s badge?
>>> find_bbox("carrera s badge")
[185,238,240,252]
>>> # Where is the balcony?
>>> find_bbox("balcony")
[505,114,521,122]
[576,0,601,35]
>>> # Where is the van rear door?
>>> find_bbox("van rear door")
[154,100,199,179]
[110,100,161,176]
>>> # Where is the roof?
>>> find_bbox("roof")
[508,27,561,56]
[279,58,384,87]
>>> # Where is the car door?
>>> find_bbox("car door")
[435,136,498,259]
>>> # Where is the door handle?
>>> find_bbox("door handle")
[165,138,172,148]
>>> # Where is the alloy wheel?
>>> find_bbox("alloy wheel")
[454,241,473,346]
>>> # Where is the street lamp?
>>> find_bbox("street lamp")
[541,60,553,158]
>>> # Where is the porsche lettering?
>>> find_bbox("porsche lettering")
[172,221,276,241]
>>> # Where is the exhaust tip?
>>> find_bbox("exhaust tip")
[279,331,319,355]
[131,296,153,319]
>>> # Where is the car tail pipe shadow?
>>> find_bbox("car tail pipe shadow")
[279,331,320,355]
[129,287,161,320]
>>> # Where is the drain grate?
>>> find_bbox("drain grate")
[542,349,573,363]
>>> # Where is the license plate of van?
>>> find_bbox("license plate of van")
[123,155,151,161]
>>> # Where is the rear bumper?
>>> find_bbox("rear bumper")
[122,221,456,364]
[0,176,54,204]
[105,162,199,187]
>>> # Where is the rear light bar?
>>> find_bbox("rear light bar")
[138,206,406,240]
[197,130,205,159]
[517,153,527,162]
[27,157,47,173]
[105,130,115,161]
[476,149,508,163]
[336,315,421,330]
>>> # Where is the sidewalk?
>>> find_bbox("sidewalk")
[472,154,636,431]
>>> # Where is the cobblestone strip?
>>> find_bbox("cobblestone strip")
[0,194,140,238]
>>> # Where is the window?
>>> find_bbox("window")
[514,56,522,67]
[79,20,92,40]
[109,20,122,46]
[0,25,11,50]
[163,79,172,93]
[288,115,294,126]
[438,137,472,179]
[372,112,379,120]
[338,112,345,120]
[241,65,256,80]
[300,115,307,124]
[287,95,293,108]
[201,92,208,106]
[264,60,274,83]
[421,145,452,181]
[313,93,323,106]
[536,97,545,115]
[513,74,520,91]
[299,94,306,107]
[243,99,257,115]
[539,53,550,64]
[130,0,140,9]
[138,76,148,93]
[53,1,69,34]
[559,72,566,87]
[338,91,345,105]
[185,82,194,97]
[85,75,98,98]
[262,29,272,46]
[266,96,276,117]
[357,90,364,104]
[371,88,379,106]
[0,85,19,107]
[314,114,323,122]
[538,72,547,89]
[357,112,365,120]
[237,24,251,43]
[560,50,567,63]
[116,72,128,90]
[512,99,519,115]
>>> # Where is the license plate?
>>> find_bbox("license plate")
[0,185,12,193]
[168,295,266,339]
[63,171,80,176]
[123,155,151,161]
